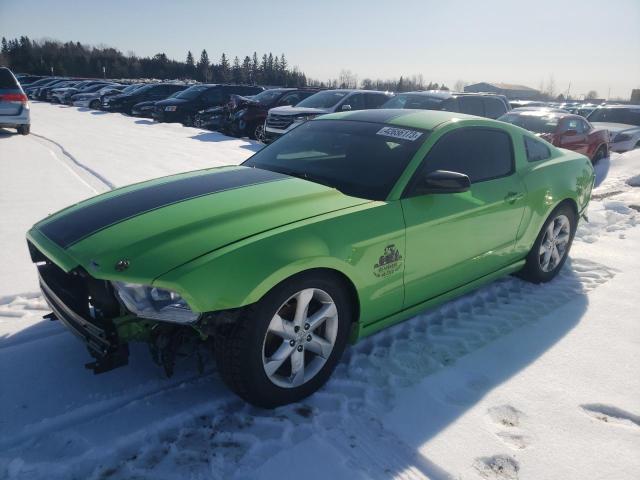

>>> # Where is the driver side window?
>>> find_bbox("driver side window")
[341,93,365,111]
[415,128,514,186]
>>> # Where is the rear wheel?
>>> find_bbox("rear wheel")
[519,203,576,283]
[17,124,30,135]
[215,271,351,408]
[89,99,101,109]
[592,145,607,163]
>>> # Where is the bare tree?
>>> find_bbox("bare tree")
[585,90,598,100]
[338,69,358,89]
[544,74,556,99]
[453,79,468,92]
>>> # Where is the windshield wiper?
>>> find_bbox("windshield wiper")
[271,168,336,190]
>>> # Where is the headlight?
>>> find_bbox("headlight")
[293,114,316,122]
[613,133,631,142]
[165,105,177,112]
[112,282,199,324]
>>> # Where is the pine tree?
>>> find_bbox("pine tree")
[232,56,242,84]
[185,50,195,79]
[197,49,210,82]
[1,37,8,54]
[242,55,251,84]
[219,53,230,83]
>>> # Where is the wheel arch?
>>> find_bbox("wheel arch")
[249,266,361,329]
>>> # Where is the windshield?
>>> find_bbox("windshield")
[127,84,153,95]
[382,94,447,110]
[251,89,286,104]
[175,85,210,100]
[587,108,640,126]
[296,91,349,109]
[243,120,426,200]
[498,113,560,133]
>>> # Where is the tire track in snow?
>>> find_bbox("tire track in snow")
[0,258,614,480]
[30,132,115,191]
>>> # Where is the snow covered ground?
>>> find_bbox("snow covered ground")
[1,102,639,480]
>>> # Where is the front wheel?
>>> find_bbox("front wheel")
[251,122,265,142]
[519,203,576,283]
[89,100,101,110]
[215,272,351,408]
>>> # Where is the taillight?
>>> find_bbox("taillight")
[0,93,28,104]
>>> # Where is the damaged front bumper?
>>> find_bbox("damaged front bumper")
[37,258,131,374]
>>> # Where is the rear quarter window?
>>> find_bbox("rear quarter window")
[0,69,19,89]
[524,136,551,162]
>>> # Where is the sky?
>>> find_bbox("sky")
[1,0,639,99]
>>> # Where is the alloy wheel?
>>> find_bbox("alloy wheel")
[262,288,338,388]
[254,123,265,142]
[538,214,571,272]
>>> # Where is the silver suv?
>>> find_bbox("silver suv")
[381,90,510,119]
[264,89,392,143]
[0,67,30,135]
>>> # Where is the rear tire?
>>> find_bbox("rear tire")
[17,124,30,135]
[592,145,607,163]
[215,271,352,408]
[519,203,577,283]
[89,100,101,109]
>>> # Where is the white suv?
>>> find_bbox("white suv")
[0,67,30,135]
[587,105,640,152]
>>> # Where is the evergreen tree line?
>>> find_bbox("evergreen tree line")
[306,70,449,92]
[0,36,307,86]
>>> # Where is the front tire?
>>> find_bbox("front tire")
[89,100,101,110]
[251,122,265,142]
[215,271,352,408]
[519,203,577,283]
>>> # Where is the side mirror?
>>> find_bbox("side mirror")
[341,104,352,111]
[563,129,577,137]
[414,170,471,195]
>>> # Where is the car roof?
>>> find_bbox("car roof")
[504,110,577,120]
[394,90,453,99]
[319,108,484,130]
[595,104,640,110]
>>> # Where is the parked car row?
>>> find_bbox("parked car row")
[11,71,640,156]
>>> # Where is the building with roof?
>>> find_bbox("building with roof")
[464,82,540,100]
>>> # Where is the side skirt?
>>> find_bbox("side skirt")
[355,260,526,341]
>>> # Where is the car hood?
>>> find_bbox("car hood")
[269,105,333,116]
[155,98,189,107]
[75,92,100,99]
[28,166,368,283]
[133,100,156,108]
[590,122,640,134]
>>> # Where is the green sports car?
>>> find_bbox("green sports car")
[27,109,595,407]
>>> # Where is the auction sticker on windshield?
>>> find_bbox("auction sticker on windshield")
[376,126,423,141]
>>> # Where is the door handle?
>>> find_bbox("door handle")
[504,191,524,204]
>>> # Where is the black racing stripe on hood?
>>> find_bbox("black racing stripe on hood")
[40,167,287,249]
[338,109,416,123]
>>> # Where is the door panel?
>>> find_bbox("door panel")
[401,176,526,306]
[400,126,526,307]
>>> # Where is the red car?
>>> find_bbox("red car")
[498,110,609,162]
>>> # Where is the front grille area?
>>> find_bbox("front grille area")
[266,114,294,130]
[29,240,129,372]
